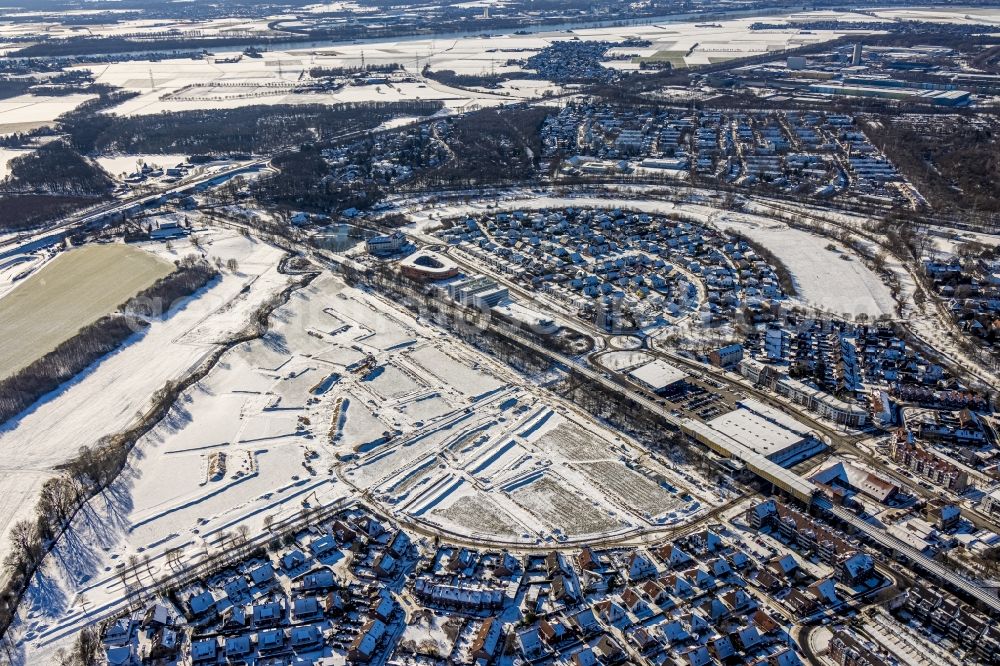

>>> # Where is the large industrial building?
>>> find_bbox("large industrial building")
[807,83,971,106]
[445,275,510,309]
[627,358,689,395]
[703,399,820,467]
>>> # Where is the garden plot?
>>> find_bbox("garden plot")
[361,322,418,351]
[155,392,248,453]
[409,344,504,399]
[508,473,626,537]
[265,281,354,357]
[361,363,424,400]
[324,291,415,350]
[14,269,359,659]
[137,228,293,344]
[316,345,367,368]
[232,337,292,374]
[578,461,682,519]
[14,241,730,660]
[432,493,527,541]
[466,437,536,485]
[238,410,302,443]
[335,397,391,451]
[267,363,324,409]
[531,418,614,462]
[126,444,310,548]
[347,419,473,489]
[396,392,456,423]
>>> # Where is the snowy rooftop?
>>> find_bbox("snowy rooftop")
[706,407,807,458]
[681,418,816,502]
[735,398,814,438]
[627,358,688,391]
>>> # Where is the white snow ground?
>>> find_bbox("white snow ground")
[14,262,724,662]
[0,226,289,576]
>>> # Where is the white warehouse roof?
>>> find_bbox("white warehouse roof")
[707,406,808,459]
[628,359,688,391]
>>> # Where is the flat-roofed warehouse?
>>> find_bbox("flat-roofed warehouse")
[704,399,821,466]
[627,358,688,395]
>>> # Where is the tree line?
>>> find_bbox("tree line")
[62,101,443,156]
[414,106,551,187]
[309,63,400,78]
[421,66,526,90]
[0,140,113,196]
[864,115,1000,217]
[0,195,100,233]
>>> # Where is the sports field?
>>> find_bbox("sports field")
[0,244,174,379]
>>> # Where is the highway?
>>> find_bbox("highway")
[0,159,271,261]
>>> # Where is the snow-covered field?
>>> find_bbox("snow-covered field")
[94,153,192,177]
[0,224,290,583]
[708,211,896,317]
[81,54,507,117]
[869,6,1000,24]
[45,9,891,118]
[0,93,96,135]
[0,147,29,179]
[14,250,728,660]
[337,319,715,545]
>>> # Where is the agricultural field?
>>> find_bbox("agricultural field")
[0,243,174,379]
[48,10,891,121]
[508,474,624,537]
[0,93,97,135]
[579,460,684,519]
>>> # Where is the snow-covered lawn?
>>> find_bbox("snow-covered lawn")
[0,146,30,178]
[94,153,192,178]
